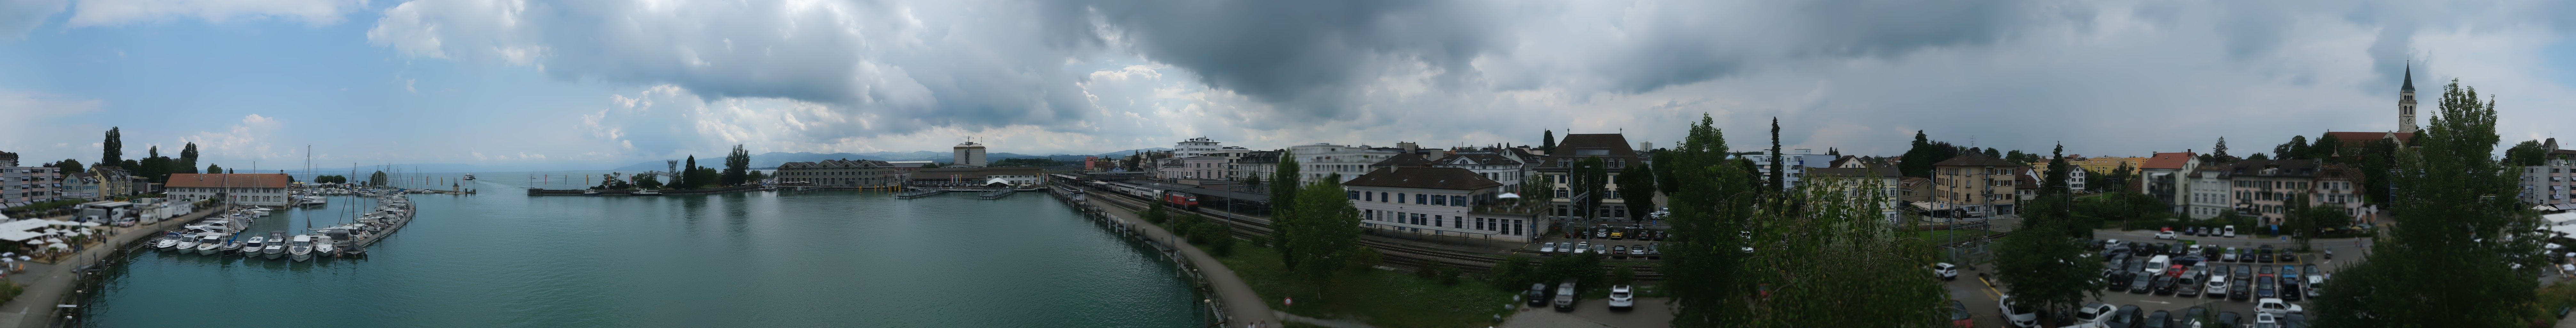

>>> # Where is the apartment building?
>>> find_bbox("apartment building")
[775,159,906,187]
[1345,166,1541,242]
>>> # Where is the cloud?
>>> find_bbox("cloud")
[0,88,103,157]
[0,0,65,38]
[367,0,2576,160]
[64,0,366,27]
[179,114,285,160]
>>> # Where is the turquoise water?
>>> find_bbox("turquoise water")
[82,172,1203,327]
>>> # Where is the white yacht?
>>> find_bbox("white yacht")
[174,235,203,252]
[288,235,314,262]
[462,174,475,180]
[192,234,223,255]
[239,237,264,256]
[245,208,273,217]
[314,234,336,258]
[263,232,288,260]
[153,233,181,251]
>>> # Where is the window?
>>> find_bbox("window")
[1417,193,1428,204]
[1399,193,1408,203]
[1452,195,1467,207]
[1381,192,1390,202]
[1432,195,1447,206]
[1348,191,1360,200]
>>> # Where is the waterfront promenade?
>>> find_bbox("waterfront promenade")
[0,205,217,328]
[1090,198,1279,328]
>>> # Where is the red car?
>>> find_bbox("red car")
[2166,264,2189,278]
[1948,300,1973,327]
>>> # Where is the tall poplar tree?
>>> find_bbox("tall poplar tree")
[1268,152,1303,267]
[1662,113,1758,327]
[722,144,751,185]
[1767,117,1784,194]
[178,142,200,174]
[100,127,122,168]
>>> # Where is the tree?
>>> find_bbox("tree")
[2274,135,2310,160]
[722,144,751,185]
[1488,254,1535,291]
[2246,153,2269,160]
[1269,151,1304,268]
[1620,163,1658,220]
[1285,175,1362,280]
[1898,131,1960,178]
[679,156,698,188]
[2504,139,2549,167]
[1570,157,1609,220]
[1767,117,1784,194]
[1662,113,1759,327]
[2313,79,2539,327]
[138,146,172,183]
[99,127,122,168]
[2211,136,2231,163]
[1542,129,1557,153]
[2310,133,2345,160]
[632,173,663,189]
[55,159,85,174]
[1994,218,2106,322]
[178,142,199,174]
[1727,170,1948,325]
[1653,149,1681,194]
[368,170,388,186]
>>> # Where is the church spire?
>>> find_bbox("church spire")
[2401,62,2415,91]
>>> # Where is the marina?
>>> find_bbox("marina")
[75,174,1202,327]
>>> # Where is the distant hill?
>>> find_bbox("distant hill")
[612,147,1174,171]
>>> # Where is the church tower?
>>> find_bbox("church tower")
[2398,63,2418,134]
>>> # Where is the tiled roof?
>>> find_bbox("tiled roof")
[1372,153,1436,167]
[2224,159,2328,178]
[1550,134,1637,157]
[1437,153,1520,166]
[1933,152,2018,167]
[1344,167,1502,191]
[2140,152,2196,170]
[165,174,291,188]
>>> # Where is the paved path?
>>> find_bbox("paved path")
[0,205,219,328]
[1093,201,1279,328]
[1274,310,1375,328]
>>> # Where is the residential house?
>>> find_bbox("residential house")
[1344,166,1543,242]
[1807,167,1905,224]
[1932,152,2022,216]
[2187,166,2234,219]
[2518,138,2576,210]
[1162,156,1233,180]
[0,165,59,208]
[2138,152,2200,214]
[1226,151,1281,181]
[1431,152,1536,192]
[1537,134,1644,221]
[2225,159,2366,226]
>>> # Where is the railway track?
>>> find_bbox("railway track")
[1075,184,1665,280]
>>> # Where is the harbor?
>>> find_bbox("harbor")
[73,175,1202,327]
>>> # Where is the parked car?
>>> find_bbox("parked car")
[2258,245,2276,263]
[1574,242,1591,254]
[1611,245,1629,256]
[2256,298,2304,315]
[1610,230,1626,240]
[2254,313,2277,327]
[1527,283,1550,307]
[2255,276,2277,299]
[2220,247,2239,262]
[1595,229,1608,238]
[2105,305,2142,328]
[1553,280,1579,311]
[1933,262,1960,280]
[1998,295,2040,328]
[2176,275,2202,297]
[2074,302,2118,325]
[2303,264,2320,276]
[2278,252,2297,263]
[2239,248,2256,262]
[1949,300,1975,328]
[2183,307,2212,328]
[2143,310,2171,328]
[2224,225,2238,237]
[2205,273,2230,299]
[2129,274,2155,294]
[1608,285,1635,310]
[2280,278,2303,301]
[2152,275,2178,295]
[2229,279,2252,300]
[2235,264,2253,279]
[2306,275,2327,298]
[1539,242,1558,253]
[2217,311,2243,327]
[2156,229,2177,240]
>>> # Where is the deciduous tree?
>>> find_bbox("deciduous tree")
[2313,79,2540,327]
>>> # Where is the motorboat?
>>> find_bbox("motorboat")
[629,189,662,196]
[192,234,223,255]
[175,234,203,252]
[582,190,602,196]
[245,208,273,217]
[462,174,475,180]
[153,233,182,251]
[237,237,264,255]
[314,234,336,257]
[217,240,242,255]
[263,231,288,260]
[288,234,314,262]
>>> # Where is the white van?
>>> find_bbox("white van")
[2143,255,2172,275]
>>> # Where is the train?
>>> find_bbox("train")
[1092,180,1199,210]
[1161,190,1199,210]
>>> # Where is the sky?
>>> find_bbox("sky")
[3,0,2576,171]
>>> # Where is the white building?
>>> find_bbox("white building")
[1174,137,1224,158]
[952,141,988,167]
[1345,166,1542,242]
[1162,156,1233,180]
[2187,166,2233,220]
[1288,144,1399,183]
[1431,152,1536,192]
[165,173,293,207]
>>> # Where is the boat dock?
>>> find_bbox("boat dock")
[894,189,949,199]
[976,188,1018,199]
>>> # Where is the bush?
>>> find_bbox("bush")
[1144,206,1168,225]
[1438,265,1463,286]
[1487,255,1535,291]
[1416,261,1442,278]
[1248,235,1271,247]
[1210,234,1236,256]
[1612,266,1636,286]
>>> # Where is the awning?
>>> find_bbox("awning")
[2554,203,2576,211]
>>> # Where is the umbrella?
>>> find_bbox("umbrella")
[40,238,61,244]
[78,222,99,227]
[45,243,65,250]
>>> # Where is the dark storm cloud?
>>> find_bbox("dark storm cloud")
[1076,0,1494,120]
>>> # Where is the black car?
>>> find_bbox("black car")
[2143,310,2172,328]
[2218,311,2243,327]
[2229,279,2252,300]
[2256,276,2277,298]
[2278,252,2297,263]
[2105,305,2142,328]
[2258,245,2276,263]
[1526,283,1550,307]
[2130,274,2155,294]
[2235,264,2253,279]
[2238,248,2256,262]
[2280,279,2303,301]
[2152,275,2178,295]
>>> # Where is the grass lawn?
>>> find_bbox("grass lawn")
[1204,243,1519,328]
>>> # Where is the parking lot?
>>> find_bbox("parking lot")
[1947,227,2371,327]
[1523,222,1671,259]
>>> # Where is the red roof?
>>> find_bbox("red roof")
[2140,152,2195,170]
[164,174,291,188]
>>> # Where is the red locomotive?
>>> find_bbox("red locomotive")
[1162,191,1199,210]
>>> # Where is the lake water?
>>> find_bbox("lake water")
[81,172,1204,327]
